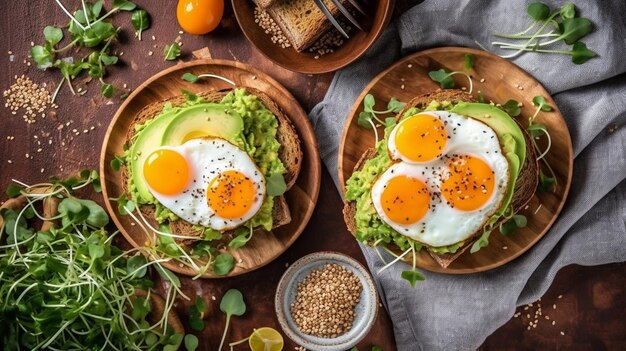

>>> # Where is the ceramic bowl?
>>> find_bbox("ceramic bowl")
[275,251,378,350]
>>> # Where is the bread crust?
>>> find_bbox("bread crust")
[122,87,301,245]
[343,89,539,268]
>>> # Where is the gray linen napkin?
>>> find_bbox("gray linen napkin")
[309,0,626,349]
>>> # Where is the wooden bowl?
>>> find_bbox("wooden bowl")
[338,47,573,274]
[100,59,321,278]
[231,0,394,74]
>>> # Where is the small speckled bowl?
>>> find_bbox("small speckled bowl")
[275,252,378,350]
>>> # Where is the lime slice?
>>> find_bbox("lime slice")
[249,327,284,351]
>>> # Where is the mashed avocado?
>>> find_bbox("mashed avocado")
[125,89,286,232]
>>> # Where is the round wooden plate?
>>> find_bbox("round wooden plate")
[338,47,573,274]
[100,59,321,278]
[231,0,394,74]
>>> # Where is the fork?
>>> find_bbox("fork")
[313,0,367,39]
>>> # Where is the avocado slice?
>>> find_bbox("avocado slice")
[161,103,244,146]
[450,102,526,215]
[130,108,180,203]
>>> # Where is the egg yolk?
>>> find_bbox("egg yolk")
[207,170,257,219]
[177,0,224,35]
[441,155,495,212]
[394,114,448,162]
[380,175,430,225]
[143,149,190,195]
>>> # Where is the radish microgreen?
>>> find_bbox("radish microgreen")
[0,173,192,350]
[499,214,528,235]
[131,9,150,40]
[491,2,596,64]
[188,295,206,331]
[428,68,473,93]
[164,42,181,61]
[218,289,247,351]
[502,99,522,117]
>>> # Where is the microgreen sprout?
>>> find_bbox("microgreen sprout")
[164,42,181,61]
[527,95,558,192]
[428,68,473,94]
[218,289,247,351]
[0,173,190,350]
[181,72,237,86]
[490,2,596,64]
[357,94,406,145]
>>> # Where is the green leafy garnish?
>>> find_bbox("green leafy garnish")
[502,99,521,117]
[131,9,150,40]
[357,94,406,132]
[229,227,253,249]
[464,53,475,70]
[164,42,181,61]
[499,214,528,235]
[43,25,63,45]
[492,2,596,64]
[538,170,556,193]
[266,173,287,196]
[184,334,199,351]
[101,83,115,98]
[401,270,425,287]
[182,72,200,83]
[218,289,247,351]
[5,184,23,198]
[189,295,206,331]
[428,68,456,89]
[212,253,235,275]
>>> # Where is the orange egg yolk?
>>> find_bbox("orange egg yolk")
[380,175,430,225]
[441,155,495,212]
[207,170,257,219]
[394,114,448,162]
[143,149,190,196]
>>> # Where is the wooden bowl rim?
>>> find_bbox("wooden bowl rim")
[338,47,574,274]
[100,59,322,278]
[231,0,395,74]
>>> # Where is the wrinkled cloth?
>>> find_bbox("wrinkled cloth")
[308,0,626,349]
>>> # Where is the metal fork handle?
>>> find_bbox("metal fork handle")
[313,0,350,39]
[329,0,364,31]
[346,0,367,16]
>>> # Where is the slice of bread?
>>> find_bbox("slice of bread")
[343,90,539,268]
[255,0,279,9]
[122,87,302,245]
[262,0,348,52]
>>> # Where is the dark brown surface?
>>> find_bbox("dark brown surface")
[0,1,624,350]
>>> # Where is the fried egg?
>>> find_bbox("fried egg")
[371,111,509,247]
[142,138,265,231]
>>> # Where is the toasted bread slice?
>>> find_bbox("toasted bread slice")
[255,0,278,8]
[343,90,538,268]
[262,0,348,52]
[121,87,301,244]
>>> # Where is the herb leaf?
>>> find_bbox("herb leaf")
[6,184,23,198]
[502,99,521,117]
[560,3,576,20]
[499,215,527,235]
[464,53,475,70]
[266,173,287,196]
[218,289,246,350]
[357,111,375,129]
[527,2,551,21]
[164,42,181,61]
[212,253,235,275]
[559,17,593,45]
[428,69,455,89]
[113,0,137,11]
[44,26,63,45]
[184,334,199,351]
[31,45,54,69]
[131,9,150,40]
[532,96,553,111]
[401,270,425,287]
[387,97,406,113]
[538,170,555,193]
[101,83,115,98]
[571,42,596,64]
[182,72,199,83]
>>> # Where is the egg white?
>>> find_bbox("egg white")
[371,111,510,247]
[147,138,266,231]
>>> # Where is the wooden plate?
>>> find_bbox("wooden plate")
[231,0,394,74]
[100,59,321,278]
[338,47,573,274]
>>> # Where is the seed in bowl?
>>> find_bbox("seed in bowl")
[290,263,362,338]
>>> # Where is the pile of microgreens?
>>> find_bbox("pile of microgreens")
[31,0,155,101]
[354,54,556,286]
[489,2,596,64]
[0,171,199,350]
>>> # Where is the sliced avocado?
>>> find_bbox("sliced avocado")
[161,103,243,146]
[450,102,526,169]
[130,109,180,203]
[450,102,527,215]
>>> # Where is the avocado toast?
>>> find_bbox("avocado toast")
[120,87,302,250]
[343,90,538,268]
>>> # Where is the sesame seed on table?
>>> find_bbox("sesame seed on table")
[1,1,625,350]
